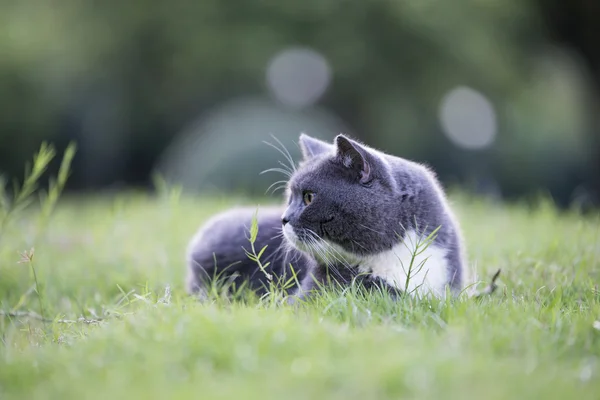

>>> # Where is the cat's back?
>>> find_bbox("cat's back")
[186,205,306,294]
[188,206,284,248]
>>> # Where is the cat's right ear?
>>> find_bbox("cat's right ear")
[299,133,333,160]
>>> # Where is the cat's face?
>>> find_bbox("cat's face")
[281,134,401,261]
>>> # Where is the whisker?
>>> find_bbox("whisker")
[271,184,288,194]
[277,160,293,174]
[266,135,297,172]
[262,137,297,176]
[260,167,292,179]
[261,236,297,272]
[359,224,385,235]
[351,239,367,251]
[306,236,346,283]
[306,229,348,263]
[268,232,284,241]
[305,229,353,271]
[317,243,347,283]
[265,179,289,195]
[268,226,285,242]
[324,245,353,269]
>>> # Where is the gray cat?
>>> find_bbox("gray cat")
[186,133,467,300]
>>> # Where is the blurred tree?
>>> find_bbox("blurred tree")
[538,0,600,205]
[0,0,596,206]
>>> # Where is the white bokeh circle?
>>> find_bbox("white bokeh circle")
[266,47,331,108]
[439,86,497,150]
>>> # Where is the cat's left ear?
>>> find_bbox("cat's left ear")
[335,134,372,184]
[299,133,333,160]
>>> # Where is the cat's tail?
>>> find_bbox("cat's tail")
[463,266,502,299]
[471,268,501,298]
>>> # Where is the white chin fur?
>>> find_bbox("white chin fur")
[283,225,350,265]
[282,223,300,245]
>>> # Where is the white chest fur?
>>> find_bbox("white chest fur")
[358,230,450,298]
[286,224,451,298]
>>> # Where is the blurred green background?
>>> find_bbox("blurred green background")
[0,0,598,207]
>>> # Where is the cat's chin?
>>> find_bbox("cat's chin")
[282,224,300,245]
[282,224,362,266]
[283,224,320,255]
[282,223,304,248]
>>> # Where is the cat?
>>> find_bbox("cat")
[186,133,467,300]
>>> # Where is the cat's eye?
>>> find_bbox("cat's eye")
[303,191,314,206]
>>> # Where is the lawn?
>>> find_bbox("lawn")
[0,190,599,400]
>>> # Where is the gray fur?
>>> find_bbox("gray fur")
[186,207,312,296]
[186,133,466,299]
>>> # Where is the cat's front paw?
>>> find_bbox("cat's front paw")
[286,287,311,306]
[355,274,403,299]
[353,273,381,288]
[286,295,300,306]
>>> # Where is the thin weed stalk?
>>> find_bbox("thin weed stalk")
[17,248,45,324]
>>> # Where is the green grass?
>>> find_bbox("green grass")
[0,191,599,400]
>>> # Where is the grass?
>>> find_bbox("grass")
[0,150,599,399]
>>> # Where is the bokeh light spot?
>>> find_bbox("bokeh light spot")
[266,47,331,108]
[439,86,497,150]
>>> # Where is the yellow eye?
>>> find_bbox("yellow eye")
[303,191,314,206]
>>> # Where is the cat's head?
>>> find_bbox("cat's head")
[281,133,404,262]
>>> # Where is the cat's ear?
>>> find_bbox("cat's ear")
[299,133,333,160]
[335,134,371,184]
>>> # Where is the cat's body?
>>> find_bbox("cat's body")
[186,134,467,300]
[186,207,386,296]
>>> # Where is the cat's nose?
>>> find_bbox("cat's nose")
[281,217,289,226]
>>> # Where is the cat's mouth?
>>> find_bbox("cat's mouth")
[282,217,335,247]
